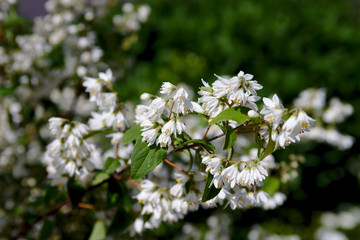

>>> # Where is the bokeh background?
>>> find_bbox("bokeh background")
[3,0,360,239]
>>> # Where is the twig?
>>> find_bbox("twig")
[113,173,141,187]
[202,125,211,140]
[168,101,175,119]
[78,202,96,210]
[163,158,188,175]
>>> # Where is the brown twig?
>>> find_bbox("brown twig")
[113,172,141,187]
[78,202,96,210]
[163,158,188,175]
[202,125,211,140]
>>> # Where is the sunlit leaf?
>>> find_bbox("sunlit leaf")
[131,137,167,180]
[209,107,249,125]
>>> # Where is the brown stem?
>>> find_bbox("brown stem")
[168,101,175,119]
[163,158,188,175]
[202,125,211,140]
[78,202,96,210]
[113,173,141,187]
[235,128,266,134]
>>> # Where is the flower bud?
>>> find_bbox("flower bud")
[248,110,259,118]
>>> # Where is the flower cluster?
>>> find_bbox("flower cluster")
[113,3,151,34]
[136,82,193,147]
[131,70,314,230]
[84,69,127,131]
[44,118,102,187]
[294,88,354,150]
[134,171,205,232]
[198,71,262,118]
[259,94,316,148]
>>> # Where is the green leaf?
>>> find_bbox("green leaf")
[177,139,215,153]
[122,124,141,144]
[227,146,234,161]
[89,220,106,240]
[103,157,120,174]
[107,208,132,235]
[0,88,15,96]
[92,172,110,185]
[131,137,167,180]
[261,177,281,195]
[202,172,221,202]
[39,219,53,240]
[105,178,124,209]
[261,129,276,160]
[223,125,237,150]
[44,186,59,205]
[67,178,86,207]
[209,107,249,125]
[84,129,114,139]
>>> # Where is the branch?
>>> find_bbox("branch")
[163,158,188,175]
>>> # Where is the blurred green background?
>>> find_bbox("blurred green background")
[117,0,360,238]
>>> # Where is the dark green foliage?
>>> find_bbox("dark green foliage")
[103,157,121,174]
[202,172,221,202]
[122,124,142,144]
[131,137,167,179]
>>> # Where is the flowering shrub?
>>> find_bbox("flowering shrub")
[0,0,357,239]
[41,66,319,235]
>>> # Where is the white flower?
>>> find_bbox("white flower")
[263,94,283,109]
[237,70,263,95]
[174,171,189,184]
[64,160,77,177]
[107,133,123,145]
[171,198,189,215]
[221,164,241,188]
[97,92,117,111]
[133,218,144,234]
[170,183,185,198]
[244,93,261,111]
[49,117,65,136]
[175,118,186,135]
[141,128,159,146]
[162,119,176,136]
[72,122,89,137]
[198,93,220,115]
[98,69,113,84]
[297,110,316,131]
[191,101,204,114]
[156,133,171,147]
[260,94,284,130]
[293,88,326,113]
[212,172,227,188]
[88,112,107,130]
[47,139,62,157]
[185,191,200,211]
[323,97,353,124]
[279,110,315,148]
[106,111,126,131]
[64,134,80,149]
[83,77,102,101]
[160,82,176,95]
[228,89,246,106]
[238,160,268,186]
[140,119,155,130]
[202,155,222,176]
[147,97,166,121]
[172,88,193,114]
[212,75,239,98]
